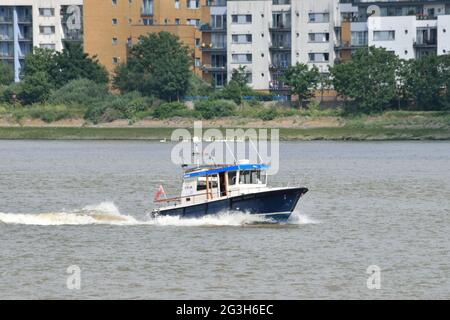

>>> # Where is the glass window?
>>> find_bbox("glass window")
[228,171,237,185]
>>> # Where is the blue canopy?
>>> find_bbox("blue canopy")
[184,164,269,178]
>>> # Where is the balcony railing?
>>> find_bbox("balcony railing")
[201,43,227,51]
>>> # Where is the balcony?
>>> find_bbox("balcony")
[206,0,226,6]
[270,42,291,51]
[201,43,226,52]
[202,64,227,72]
[199,23,226,33]
[269,23,291,32]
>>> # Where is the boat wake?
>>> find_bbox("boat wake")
[0,202,317,227]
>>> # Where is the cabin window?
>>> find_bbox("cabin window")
[228,171,237,185]
[196,176,218,191]
[239,170,265,184]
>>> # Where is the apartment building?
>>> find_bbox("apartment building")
[336,0,450,61]
[83,0,212,78]
[227,0,338,91]
[0,0,83,82]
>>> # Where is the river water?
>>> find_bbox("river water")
[0,140,449,299]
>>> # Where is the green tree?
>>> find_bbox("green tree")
[52,42,109,87]
[330,46,400,113]
[22,44,108,88]
[113,32,192,101]
[22,48,55,79]
[0,62,15,85]
[282,63,320,107]
[218,66,254,104]
[401,54,450,110]
[19,71,52,104]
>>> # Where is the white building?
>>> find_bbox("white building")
[291,0,339,73]
[368,13,450,59]
[0,0,83,82]
[226,0,339,91]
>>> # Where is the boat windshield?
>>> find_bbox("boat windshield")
[239,170,266,185]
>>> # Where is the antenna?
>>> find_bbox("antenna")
[249,138,263,164]
[224,140,237,164]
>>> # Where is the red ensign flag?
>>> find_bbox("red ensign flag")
[154,185,165,201]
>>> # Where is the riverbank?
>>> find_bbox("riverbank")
[0,111,449,140]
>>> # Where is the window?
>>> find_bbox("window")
[112,57,119,64]
[351,31,368,46]
[308,13,329,23]
[308,53,329,62]
[232,34,252,44]
[211,14,226,29]
[196,176,218,191]
[231,54,252,64]
[112,37,118,45]
[187,0,200,9]
[187,19,200,27]
[175,0,180,9]
[40,43,55,50]
[228,171,237,186]
[141,0,153,16]
[239,170,264,185]
[143,18,153,25]
[373,30,395,41]
[195,58,201,67]
[231,14,252,24]
[39,26,55,35]
[112,0,117,6]
[175,18,180,25]
[39,8,54,17]
[112,18,118,25]
[308,33,329,43]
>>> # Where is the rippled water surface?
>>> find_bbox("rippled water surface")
[0,141,449,299]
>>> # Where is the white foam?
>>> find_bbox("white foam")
[0,202,315,227]
[287,209,320,225]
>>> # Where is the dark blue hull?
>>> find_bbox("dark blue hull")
[157,187,308,222]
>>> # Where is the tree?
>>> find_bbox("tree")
[22,48,56,79]
[22,44,108,88]
[282,63,320,107]
[52,42,109,87]
[113,32,192,101]
[19,71,52,104]
[401,54,450,110]
[330,46,400,113]
[0,62,15,85]
[218,66,254,104]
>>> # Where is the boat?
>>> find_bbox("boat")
[152,159,308,222]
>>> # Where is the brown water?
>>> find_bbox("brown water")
[0,141,449,299]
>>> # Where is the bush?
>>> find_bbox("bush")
[84,91,152,123]
[153,101,191,119]
[194,99,237,119]
[0,83,22,104]
[48,78,109,106]
[10,105,72,123]
[258,108,278,121]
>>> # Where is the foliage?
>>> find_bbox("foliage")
[0,63,15,85]
[0,83,22,104]
[282,63,320,106]
[22,44,108,90]
[48,78,109,106]
[400,54,450,110]
[113,32,192,101]
[19,72,52,105]
[214,66,254,104]
[84,91,152,123]
[330,46,400,114]
[186,73,213,97]
[258,107,278,121]
[194,99,236,119]
[152,101,191,119]
[51,42,109,87]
